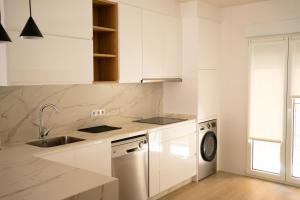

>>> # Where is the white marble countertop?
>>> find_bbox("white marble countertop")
[0,114,196,200]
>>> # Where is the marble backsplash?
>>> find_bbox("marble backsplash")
[0,83,162,145]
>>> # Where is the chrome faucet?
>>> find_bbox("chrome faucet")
[39,104,59,139]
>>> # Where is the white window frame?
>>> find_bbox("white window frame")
[286,34,300,186]
[246,36,289,182]
[285,98,300,185]
[246,139,285,182]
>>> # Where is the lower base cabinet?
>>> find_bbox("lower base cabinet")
[159,133,196,192]
[40,140,111,176]
[149,122,197,197]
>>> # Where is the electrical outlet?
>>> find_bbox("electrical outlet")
[91,109,105,118]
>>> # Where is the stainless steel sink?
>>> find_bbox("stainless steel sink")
[27,136,85,148]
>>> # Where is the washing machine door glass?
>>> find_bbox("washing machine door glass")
[201,131,217,162]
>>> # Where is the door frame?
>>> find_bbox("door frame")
[285,98,300,185]
[246,36,289,182]
[285,34,300,186]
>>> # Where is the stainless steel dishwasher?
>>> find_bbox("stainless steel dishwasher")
[111,135,148,200]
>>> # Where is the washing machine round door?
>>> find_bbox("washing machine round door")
[201,131,217,162]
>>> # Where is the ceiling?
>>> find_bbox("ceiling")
[180,0,269,7]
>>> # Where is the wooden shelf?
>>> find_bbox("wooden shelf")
[93,26,116,33]
[93,0,118,82]
[94,53,117,58]
[93,81,118,84]
[93,0,116,6]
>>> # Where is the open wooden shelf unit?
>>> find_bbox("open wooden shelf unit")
[93,0,118,82]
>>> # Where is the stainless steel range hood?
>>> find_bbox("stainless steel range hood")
[141,78,182,83]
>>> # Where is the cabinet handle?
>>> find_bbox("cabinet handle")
[126,147,139,153]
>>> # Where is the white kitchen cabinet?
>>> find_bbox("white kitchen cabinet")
[42,148,76,167]
[149,131,160,197]
[142,10,164,79]
[118,3,143,83]
[119,0,180,18]
[75,140,111,176]
[198,18,220,70]
[4,31,93,85]
[159,133,196,192]
[4,0,92,39]
[149,122,197,197]
[162,16,181,78]
[0,0,93,86]
[198,69,218,122]
[142,10,181,79]
[40,140,111,176]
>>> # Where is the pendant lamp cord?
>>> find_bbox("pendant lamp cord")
[29,0,32,17]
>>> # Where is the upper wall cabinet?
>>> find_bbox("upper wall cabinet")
[118,6,181,83]
[119,0,180,18]
[4,0,92,39]
[92,0,119,82]
[0,0,93,86]
[198,18,220,70]
[5,31,93,85]
[118,3,142,83]
[142,10,181,79]
[0,0,182,85]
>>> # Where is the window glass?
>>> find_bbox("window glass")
[252,140,281,174]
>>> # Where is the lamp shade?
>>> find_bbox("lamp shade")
[20,16,43,39]
[0,23,11,42]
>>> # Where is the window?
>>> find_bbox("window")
[248,35,300,185]
[247,37,288,179]
[248,38,287,142]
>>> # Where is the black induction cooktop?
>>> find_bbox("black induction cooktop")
[78,125,121,134]
[134,117,187,125]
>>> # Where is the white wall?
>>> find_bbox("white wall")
[219,0,300,175]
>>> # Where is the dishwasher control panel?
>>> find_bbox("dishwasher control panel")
[111,135,148,158]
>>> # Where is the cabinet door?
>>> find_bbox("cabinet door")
[4,0,92,39]
[75,140,112,176]
[118,3,142,83]
[149,122,196,197]
[142,10,181,79]
[162,16,181,78]
[39,140,111,176]
[198,69,218,122]
[149,131,160,197]
[159,133,196,192]
[142,10,164,78]
[41,150,76,167]
[6,31,93,85]
[198,19,220,70]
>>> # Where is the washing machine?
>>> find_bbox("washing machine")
[198,119,217,180]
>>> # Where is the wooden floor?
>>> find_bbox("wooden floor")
[160,172,300,200]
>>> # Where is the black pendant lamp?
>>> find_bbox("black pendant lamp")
[0,8,12,42]
[20,0,43,39]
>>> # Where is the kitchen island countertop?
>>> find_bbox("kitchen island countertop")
[0,114,196,200]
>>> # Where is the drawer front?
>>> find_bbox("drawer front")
[149,122,196,143]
